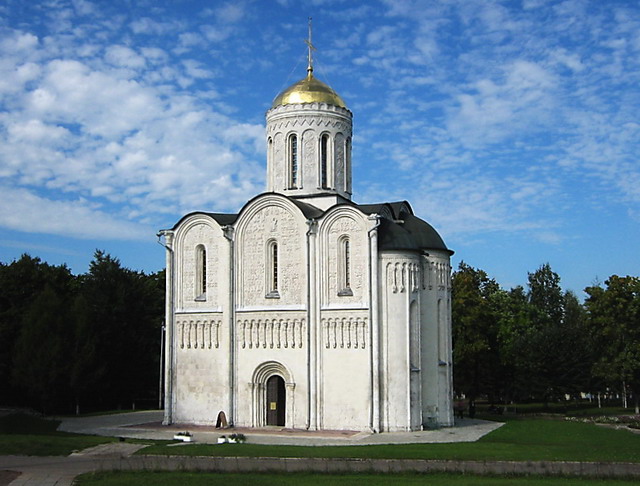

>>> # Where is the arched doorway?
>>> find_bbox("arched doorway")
[266,375,286,426]
[251,361,294,428]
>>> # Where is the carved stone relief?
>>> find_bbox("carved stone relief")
[268,118,351,133]
[238,318,305,349]
[302,129,316,189]
[239,204,304,307]
[421,258,451,291]
[386,261,421,294]
[322,317,367,349]
[177,318,221,349]
[334,133,345,192]
[272,132,284,190]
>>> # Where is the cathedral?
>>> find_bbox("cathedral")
[159,47,454,432]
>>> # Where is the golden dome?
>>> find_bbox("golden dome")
[271,72,346,109]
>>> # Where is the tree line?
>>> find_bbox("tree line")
[452,262,640,412]
[0,252,164,414]
[2,252,638,415]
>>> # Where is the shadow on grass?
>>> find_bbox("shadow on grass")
[0,413,115,456]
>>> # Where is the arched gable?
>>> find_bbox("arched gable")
[234,194,310,309]
[173,214,225,311]
[318,205,369,307]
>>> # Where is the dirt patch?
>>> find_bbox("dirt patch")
[0,470,21,486]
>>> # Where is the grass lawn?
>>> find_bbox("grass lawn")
[74,471,640,485]
[0,413,115,456]
[139,417,640,463]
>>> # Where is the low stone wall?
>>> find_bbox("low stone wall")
[96,456,640,479]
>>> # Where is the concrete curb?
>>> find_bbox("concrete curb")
[88,455,640,479]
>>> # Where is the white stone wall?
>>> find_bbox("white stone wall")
[379,252,419,431]
[378,249,453,431]
[318,309,370,430]
[173,313,228,424]
[419,250,454,427]
[234,310,308,429]
[170,215,231,425]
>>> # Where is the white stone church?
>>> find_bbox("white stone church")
[160,56,454,432]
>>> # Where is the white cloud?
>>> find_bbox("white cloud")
[446,60,557,148]
[130,17,178,36]
[0,12,267,243]
[1,0,639,276]
[214,3,246,24]
[105,45,146,69]
[0,185,152,240]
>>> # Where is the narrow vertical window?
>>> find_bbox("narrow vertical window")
[289,134,298,189]
[338,236,353,296]
[345,137,352,193]
[320,133,329,189]
[266,240,280,298]
[272,242,278,291]
[195,244,206,301]
[344,239,350,289]
[267,137,273,190]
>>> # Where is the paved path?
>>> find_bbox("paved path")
[56,411,504,446]
[1,443,147,486]
[4,411,640,484]
[2,411,503,484]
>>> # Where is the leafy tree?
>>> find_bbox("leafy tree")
[451,262,502,403]
[493,285,534,402]
[585,275,640,412]
[68,293,106,414]
[505,265,592,405]
[0,255,76,407]
[1,251,164,414]
[12,280,77,412]
[77,250,164,410]
[527,263,564,329]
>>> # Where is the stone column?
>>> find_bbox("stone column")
[368,215,381,432]
[223,226,236,425]
[306,219,318,429]
[161,230,174,425]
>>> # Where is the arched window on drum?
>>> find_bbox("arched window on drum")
[288,134,299,189]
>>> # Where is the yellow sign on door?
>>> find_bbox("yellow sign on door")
[269,402,277,410]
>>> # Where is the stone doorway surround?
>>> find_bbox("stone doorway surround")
[250,361,295,428]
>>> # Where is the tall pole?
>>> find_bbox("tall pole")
[159,322,165,410]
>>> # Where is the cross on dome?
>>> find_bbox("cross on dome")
[270,19,347,109]
[305,17,316,76]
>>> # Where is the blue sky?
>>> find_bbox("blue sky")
[1,0,638,297]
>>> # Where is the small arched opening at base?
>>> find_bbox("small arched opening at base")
[215,411,228,429]
[266,375,286,426]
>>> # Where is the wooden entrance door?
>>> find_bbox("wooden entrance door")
[266,375,285,426]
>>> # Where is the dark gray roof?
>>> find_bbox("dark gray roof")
[288,198,324,219]
[170,194,452,254]
[357,201,411,220]
[171,211,238,230]
[354,201,451,254]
